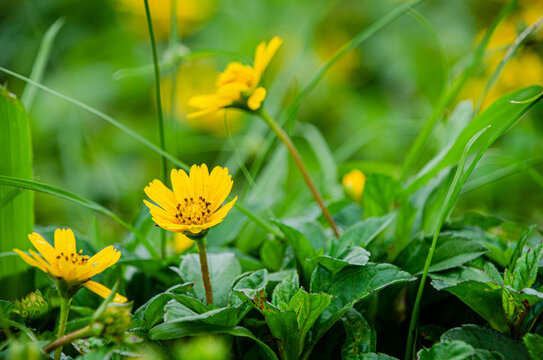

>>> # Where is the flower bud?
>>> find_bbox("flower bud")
[14,290,49,320]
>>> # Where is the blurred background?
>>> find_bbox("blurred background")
[0,0,542,254]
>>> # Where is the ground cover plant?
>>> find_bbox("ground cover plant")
[1,0,543,359]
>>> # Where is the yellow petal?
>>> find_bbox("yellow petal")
[207,196,237,225]
[28,232,55,264]
[83,280,127,303]
[171,168,192,202]
[13,249,48,273]
[247,87,266,110]
[144,179,178,213]
[174,233,194,253]
[254,36,283,77]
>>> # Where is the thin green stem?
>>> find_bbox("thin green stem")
[143,0,168,258]
[54,297,71,360]
[257,109,340,238]
[45,325,92,354]
[196,237,213,305]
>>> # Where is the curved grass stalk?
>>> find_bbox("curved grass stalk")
[22,18,64,110]
[404,126,491,360]
[400,0,518,179]
[0,175,160,259]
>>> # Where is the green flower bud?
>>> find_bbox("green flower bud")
[14,290,49,320]
[96,303,132,337]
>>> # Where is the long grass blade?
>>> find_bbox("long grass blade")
[21,18,64,110]
[0,175,160,259]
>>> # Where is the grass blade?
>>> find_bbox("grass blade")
[0,89,34,299]
[21,18,64,110]
[0,175,160,259]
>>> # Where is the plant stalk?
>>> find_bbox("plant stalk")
[143,0,168,258]
[45,324,92,354]
[54,297,71,360]
[196,237,214,305]
[257,108,340,238]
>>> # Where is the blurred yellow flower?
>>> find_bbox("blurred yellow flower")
[188,37,283,118]
[116,0,217,38]
[162,61,242,135]
[13,229,127,303]
[174,233,194,253]
[144,164,237,235]
[342,169,366,202]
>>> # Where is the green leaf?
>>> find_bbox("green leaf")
[407,86,543,193]
[417,341,476,360]
[0,88,33,299]
[333,213,396,256]
[507,241,543,291]
[306,263,415,357]
[288,289,331,355]
[361,175,403,218]
[441,325,530,360]
[273,222,316,285]
[431,262,503,287]
[509,225,537,269]
[272,271,299,307]
[341,308,376,359]
[261,239,286,271]
[395,232,487,275]
[523,333,543,360]
[434,280,509,333]
[358,353,399,360]
[230,269,269,307]
[179,252,242,308]
[312,247,371,274]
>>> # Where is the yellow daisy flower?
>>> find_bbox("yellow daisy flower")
[144,164,237,235]
[13,229,127,303]
[188,36,283,118]
[342,169,367,202]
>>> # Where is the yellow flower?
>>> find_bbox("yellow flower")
[188,36,283,118]
[13,229,127,303]
[144,164,237,235]
[174,233,194,253]
[342,169,366,202]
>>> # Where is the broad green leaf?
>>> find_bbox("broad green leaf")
[312,247,370,274]
[441,325,530,360]
[407,86,543,193]
[261,238,286,271]
[0,89,33,299]
[395,232,487,275]
[434,280,509,333]
[307,263,415,355]
[361,174,403,218]
[417,341,476,360]
[272,271,299,307]
[179,253,241,307]
[501,286,543,337]
[341,308,376,359]
[333,213,396,256]
[288,289,331,355]
[263,309,299,360]
[431,262,503,287]
[273,222,316,285]
[509,225,537,269]
[523,333,543,360]
[507,241,543,291]
[230,269,268,307]
[358,354,398,360]
[163,302,246,327]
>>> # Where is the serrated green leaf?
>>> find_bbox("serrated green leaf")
[273,222,316,285]
[362,175,403,218]
[272,271,299,307]
[333,213,396,256]
[507,241,543,291]
[441,325,529,360]
[312,246,370,274]
[341,308,376,359]
[417,340,476,360]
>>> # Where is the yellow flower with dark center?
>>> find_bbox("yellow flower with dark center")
[342,169,366,202]
[144,164,237,235]
[188,37,283,118]
[13,229,127,303]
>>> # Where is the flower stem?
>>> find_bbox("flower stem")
[54,297,71,360]
[196,237,213,305]
[45,324,92,354]
[143,0,168,258]
[257,108,340,238]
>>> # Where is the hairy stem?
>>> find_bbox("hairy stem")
[257,108,340,238]
[53,297,71,360]
[196,237,214,305]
